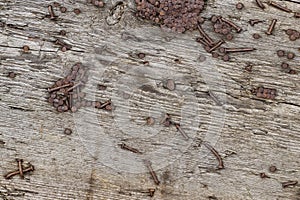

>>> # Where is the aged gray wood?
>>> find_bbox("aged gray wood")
[0,0,299,199]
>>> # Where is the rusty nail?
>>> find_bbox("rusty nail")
[266,19,277,35]
[174,123,189,140]
[269,1,292,13]
[16,159,24,179]
[249,19,264,26]
[269,165,277,172]
[224,47,256,53]
[144,160,160,185]
[64,128,72,135]
[208,40,225,53]
[255,0,266,9]
[48,5,57,19]
[99,99,111,109]
[221,17,242,33]
[197,24,214,45]
[48,83,73,92]
[8,72,16,78]
[282,181,298,188]
[4,164,34,179]
[203,142,224,169]
[66,82,82,92]
[23,45,30,53]
[260,172,270,178]
[119,143,142,154]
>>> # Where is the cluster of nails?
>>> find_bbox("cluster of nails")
[285,29,300,41]
[86,0,105,8]
[47,63,112,113]
[4,159,34,179]
[252,86,276,100]
[256,0,300,17]
[135,0,205,33]
[211,15,240,41]
[47,3,81,20]
[196,15,255,62]
[277,50,298,74]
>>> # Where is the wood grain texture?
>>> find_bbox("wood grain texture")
[0,0,299,199]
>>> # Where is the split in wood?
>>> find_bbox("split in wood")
[203,142,224,169]
[119,143,142,154]
[4,161,35,179]
[144,160,160,185]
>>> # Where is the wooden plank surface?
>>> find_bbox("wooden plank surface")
[0,0,299,199]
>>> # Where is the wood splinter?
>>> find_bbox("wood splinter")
[203,142,224,169]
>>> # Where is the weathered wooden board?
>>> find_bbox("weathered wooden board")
[0,0,299,199]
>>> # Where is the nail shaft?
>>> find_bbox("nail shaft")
[249,19,263,26]
[4,165,34,179]
[266,19,277,35]
[119,143,142,154]
[174,123,189,140]
[221,17,242,33]
[17,159,24,179]
[269,1,292,13]
[282,181,298,188]
[48,5,57,19]
[197,24,214,45]
[66,82,82,92]
[99,99,111,109]
[144,160,160,185]
[224,47,256,53]
[203,142,224,169]
[255,0,266,9]
[160,113,171,124]
[208,40,225,53]
[196,37,210,47]
[48,83,72,92]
